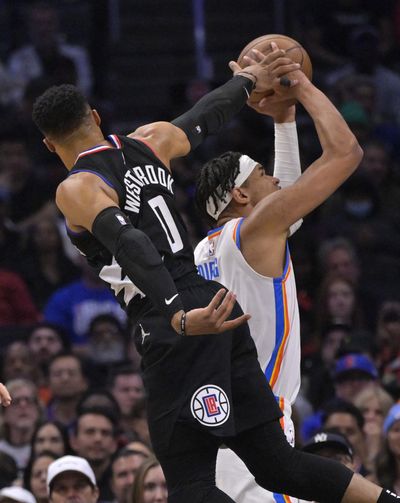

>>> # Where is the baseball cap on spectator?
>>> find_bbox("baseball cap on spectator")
[334,353,378,381]
[383,403,400,435]
[302,431,353,458]
[47,455,96,492]
[0,487,36,503]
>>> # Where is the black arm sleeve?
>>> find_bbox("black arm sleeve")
[92,206,184,322]
[171,75,255,150]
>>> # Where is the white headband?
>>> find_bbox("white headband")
[206,154,258,219]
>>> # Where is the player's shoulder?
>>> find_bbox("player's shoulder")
[56,171,103,209]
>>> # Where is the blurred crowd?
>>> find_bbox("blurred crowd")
[0,1,400,502]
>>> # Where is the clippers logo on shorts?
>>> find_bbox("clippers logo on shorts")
[190,385,230,426]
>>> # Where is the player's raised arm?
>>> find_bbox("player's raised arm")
[130,49,300,169]
[242,55,362,237]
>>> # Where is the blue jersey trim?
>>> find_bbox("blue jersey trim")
[207,224,225,236]
[265,276,284,381]
[235,217,245,249]
[273,493,287,503]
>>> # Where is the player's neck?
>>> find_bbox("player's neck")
[60,129,110,170]
[218,208,248,226]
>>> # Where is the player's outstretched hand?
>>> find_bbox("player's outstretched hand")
[0,383,11,407]
[173,289,250,336]
[229,44,300,95]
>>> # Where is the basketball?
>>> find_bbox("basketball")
[237,34,313,104]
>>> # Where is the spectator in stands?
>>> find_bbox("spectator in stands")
[318,237,360,284]
[27,323,69,371]
[0,487,36,503]
[339,100,372,143]
[376,302,400,396]
[314,274,364,335]
[0,133,57,230]
[23,450,57,503]
[20,217,81,310]
[44,257,126,348]
[302,429,356,471]
[0,379,42,473]
[322,399,369,476]
[46,455,99,503]
[77,389,121,417]
[306,324,352,410]
[319,173,400,307]
[1,341,40,384]
[27,323,69,405]
[376,403,400,492]
[125,441,152,459]
[294,0,383,73]
[111,449,148,503]
[0,60,18,107]
[46,353,88,428]
[109,367,145,435]
[358,140,400,218]
[87,314,127,365]
[7,2,92,101]
[317,237,378,325]
[333,353,378,403]
[31,421,71,458]
[0,451,18,489]
[70,408,118,502]
[353,386,394,473]
[130,457,167,503]
[0,269,40,327]
[326,25,400,125]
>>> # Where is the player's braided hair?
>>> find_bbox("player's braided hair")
[32,84,90,138]
[195,151,242,223]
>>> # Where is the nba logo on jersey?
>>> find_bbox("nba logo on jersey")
[190,385,230,427]
[116,214,127,225]
[208,240,215,256]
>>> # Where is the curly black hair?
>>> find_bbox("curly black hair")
[195,151,242,223]
[32,84,90,138]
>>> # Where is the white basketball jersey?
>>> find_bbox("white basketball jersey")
[194,217,301,403]
[195,217,301,503]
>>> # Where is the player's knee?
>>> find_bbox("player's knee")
[253,442,301,494]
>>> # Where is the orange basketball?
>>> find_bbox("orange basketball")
[237,34,312,104]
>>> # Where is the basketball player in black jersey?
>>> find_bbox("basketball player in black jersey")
[32,48,399,503]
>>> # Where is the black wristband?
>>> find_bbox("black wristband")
[237,71,257,89]
[180,312,186,336]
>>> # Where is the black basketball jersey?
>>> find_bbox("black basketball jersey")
[67,134,198,316]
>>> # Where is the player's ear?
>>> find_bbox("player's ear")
[43,138,56,153]
[92,109,101,126]
[231,186,249,205]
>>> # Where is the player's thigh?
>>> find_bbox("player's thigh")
[155,422,221,490]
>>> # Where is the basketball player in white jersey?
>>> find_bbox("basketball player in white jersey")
[195,99,302,503]
[194,51,362,501]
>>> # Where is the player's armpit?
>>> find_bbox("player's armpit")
[55,172,120,231]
